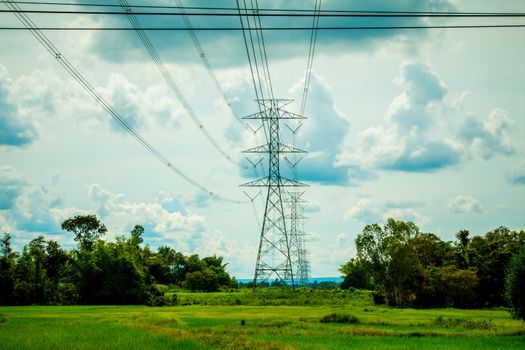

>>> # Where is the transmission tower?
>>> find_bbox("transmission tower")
[241,99,306,287]
[284,190,310,284]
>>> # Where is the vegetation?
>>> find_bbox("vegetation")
[0,215,237,306]
[1,215,525,348]
[505,245,525,321]
[341,219,525,308]
[0,303,524,349]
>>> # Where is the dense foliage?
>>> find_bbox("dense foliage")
[341,219,525,308]
[505,245,525,321]
[0,215,237,306]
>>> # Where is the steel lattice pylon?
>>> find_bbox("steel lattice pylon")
[241,99,306,287]
[285,191,310,285]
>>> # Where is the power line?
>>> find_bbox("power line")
[173,0,250,133]
[2,24,524,31]
[1,0,248,205]
[4,2,525,17]
[3,9,525,17]
[252,0,275,101]
[115,0,239,168]
[300,0,321,117]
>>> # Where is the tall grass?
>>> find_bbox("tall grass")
[1,293,524,349]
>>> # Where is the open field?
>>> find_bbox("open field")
[1,292,524,350]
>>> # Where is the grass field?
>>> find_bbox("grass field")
[1,290,524,349]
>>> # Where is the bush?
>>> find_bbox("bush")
[372,291,386,305]
[505,246,525,321]
[432,316,494,330]
[320,313,360,324]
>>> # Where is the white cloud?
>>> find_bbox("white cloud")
[5,65,185,138]
[448,195,483,214]
[0,166,27,210]
[0,63,38,146]
[0,166,68,234]
[338,61,518,178]
[229,71,358,185]
[345,198,429,226]
[507,161,525,185]
[338,61,463,174]
[309,231,356,275]
[87,183,206,252]
[12,186,63,232]
[459,109,515,159]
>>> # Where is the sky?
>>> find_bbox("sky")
[1,0,524,278]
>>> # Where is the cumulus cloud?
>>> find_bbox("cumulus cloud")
[87,184,207,252]
[4,64,185,139]
[338,61,463,174]
[0,63,38,146]
[80,0,455,66]
[0,166,27,210]
[0,171,252,273]
[459,109,515,159]
[302,200,321,213]
[228,71,359,185]
[338,60,522,180]
[0,166,66,234]
[12,186,63,232]
[447,195,482,214]
[345,198,429,226]
[507,161,525,185]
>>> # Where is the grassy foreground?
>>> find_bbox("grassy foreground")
[1,291,524,349]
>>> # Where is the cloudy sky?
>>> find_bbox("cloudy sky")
[1,0,524,278]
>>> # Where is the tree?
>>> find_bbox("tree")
[505,245,525,321]
[27,236,47,303]
[355,219,422,306]
[44,240,70,304]
[455,229,470,269]
[416,266,478,308]
[1,233,13,258]
[468,227,525,307]
[339,258,373,290]
[150,246,186,285]
[61,214,107,251]
[0,233,16,304]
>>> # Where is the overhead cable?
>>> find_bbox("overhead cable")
[2,24,523,31]
[5,1,525,17]
[173,0,251,133]
[2,8,525,18]
[300,0,321,117]
[2,0,248,205]
[116,0,239,168]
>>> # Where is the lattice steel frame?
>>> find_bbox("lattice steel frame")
[241,99,306,287]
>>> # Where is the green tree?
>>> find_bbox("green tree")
[455,230,470,269]
[0,233,16,304]
[150,246,186,285]
[355,218,422,306]
[505,245,525,321]
[339,258,373,290]
[417,266,478,308]
[61,214,107,251]
[44,240,70,304]
[1,233,13,258]
[468,227,525,306]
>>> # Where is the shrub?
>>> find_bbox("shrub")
[320,313,360,324]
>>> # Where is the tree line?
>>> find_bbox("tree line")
[0,214,237,306]
[340,218,525,317]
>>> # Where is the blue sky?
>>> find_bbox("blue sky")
[1,0,524,277]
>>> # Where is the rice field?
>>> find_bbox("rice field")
[1,299,524,349]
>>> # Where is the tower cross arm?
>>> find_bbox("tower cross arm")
[242,143,307,154]
[240,177,308,187]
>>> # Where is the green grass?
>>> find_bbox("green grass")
[1,292,524,349]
